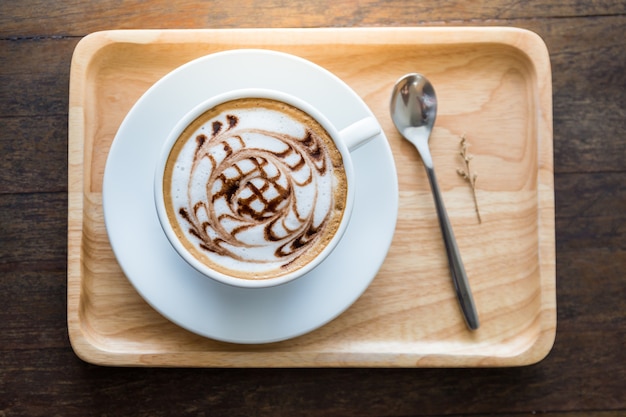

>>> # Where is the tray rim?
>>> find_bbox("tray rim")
[67,26,555,367]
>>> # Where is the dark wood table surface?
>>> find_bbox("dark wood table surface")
[1,1,625,416]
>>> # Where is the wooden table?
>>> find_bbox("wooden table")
[1,1,624,415]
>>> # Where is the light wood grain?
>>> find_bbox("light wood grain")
[68,27,555,367]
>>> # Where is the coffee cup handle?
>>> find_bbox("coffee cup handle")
[339,117,381,152]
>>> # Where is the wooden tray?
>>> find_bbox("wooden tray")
[68,27,555,367]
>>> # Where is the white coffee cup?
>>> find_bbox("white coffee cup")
[154,88,380,288]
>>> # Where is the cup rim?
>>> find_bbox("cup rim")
[153,88,356,288]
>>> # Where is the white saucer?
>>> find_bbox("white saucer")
[102,50,398,344]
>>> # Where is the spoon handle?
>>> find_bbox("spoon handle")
[425,165,480,330]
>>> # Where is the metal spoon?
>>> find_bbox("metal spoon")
[390,73,480,330]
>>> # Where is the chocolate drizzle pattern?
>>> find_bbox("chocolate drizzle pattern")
[164,98,347,278]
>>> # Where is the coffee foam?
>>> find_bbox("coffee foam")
[163,98,347,279]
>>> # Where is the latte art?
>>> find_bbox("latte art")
[163,98,347,279]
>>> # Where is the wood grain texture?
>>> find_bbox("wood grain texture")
[0,38,74,117]
[0,331,624,415]
[1,0,625,37]
[1,0,625,415]
[66,27,555,367]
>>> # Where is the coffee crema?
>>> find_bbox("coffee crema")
[162,97,348,280]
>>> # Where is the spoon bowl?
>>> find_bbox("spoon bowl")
[390,73,437,145]
[390,73,480,330]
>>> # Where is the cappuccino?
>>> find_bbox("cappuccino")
[162,97,348,280]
